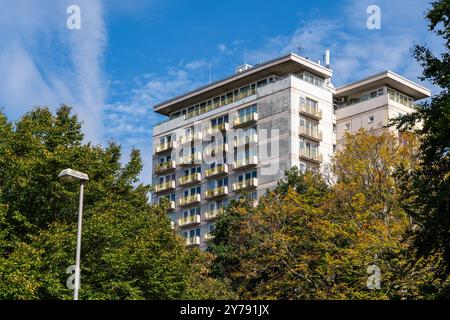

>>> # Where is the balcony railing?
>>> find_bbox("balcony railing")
[178,173,202,186]
[179,132,203,145]
[299,104,322,120]
[299,126,323,142]
[154,180,176,193]
[179,152,202,166]
[155,141,176,154]
[205,123,230,136]
[234,133,258,147]
[204,186,229,199]
[233,112,258,128]
[233,156,258,170]
[185,236,201,247]
[159,200,175,211]
[179,194,201,207]
[205,164,229,178]
[233,178,258,191]
[178,214,201,228]
[205,207,225,220]
[299,148,323,163]
[155,160,176,174]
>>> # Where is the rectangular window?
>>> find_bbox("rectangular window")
[368,115,374,124]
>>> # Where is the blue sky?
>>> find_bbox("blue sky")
[0,0,444,183]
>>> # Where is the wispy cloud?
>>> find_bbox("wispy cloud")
[0,0,107,142]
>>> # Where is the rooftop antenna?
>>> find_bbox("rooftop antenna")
[324,49,331,68]
[296,44,304,55]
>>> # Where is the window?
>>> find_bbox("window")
[345,123,351,131]
[183,166,201,177]
[182,207,200,219]
[237,170,257,182]
[183,228,200,239]
[333,123,337,133]
[208,224,215,234]
[183,186,201,197]
[158,193,175,204]
[208,177,228,190]
[368,115,374,124]
[237,104,257,119]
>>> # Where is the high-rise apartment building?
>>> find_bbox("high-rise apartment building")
[151,53,430,249]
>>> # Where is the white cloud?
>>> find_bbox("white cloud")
[0,0,107,143]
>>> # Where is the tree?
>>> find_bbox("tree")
[391,0,450,294]
[0,106,232,300]
[210,130,440,299]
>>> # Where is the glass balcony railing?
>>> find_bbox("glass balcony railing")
[205,164,228,178]
[204,186,229,199]
[179,194,201,207]
[233,112,258,127]
[205,207,225,220]
[179,153,202,166]
[155,160,176,174]
[155,141,176,154]
[299,126,323,141]
[185,236,201,246]
[205,123,230,136]
[234,133,258,147]
[299,148,323,163]
[179,132,202,144]
[178,173,202,186]
[233,178,258,191]
[154,180,176,193]
[178,215,201,227]
[299,104,322,119]
[233,156,258,170]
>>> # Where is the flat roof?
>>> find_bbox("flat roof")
[153,53,333,115]
[336,70,431,100]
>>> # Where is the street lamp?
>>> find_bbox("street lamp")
[58,168,89,301]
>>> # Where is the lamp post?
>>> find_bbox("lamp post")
[58,169,89,300]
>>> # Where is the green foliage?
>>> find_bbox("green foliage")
[210,130,445,299]
[390,0,450,294]
[0,106,231,300]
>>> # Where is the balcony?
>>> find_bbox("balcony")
[178,173,202,187]
[155,160,176,174]
[205,164,229,178]
[154,180,176,193]
[161,200,175,211]
[179,132,203,145]
[185,236,201,247]
[204,186,229,200]
[179,194,201,207]
[233,112,258,128]
[155,141,176,154]
[233,178,258,192]
[234,133,258,147]
[299,104,322,120]
[179,152,202,166]
[178,214,201,228]
[205,123,230,137]
[205,207,225,220]
[233,156,258,170]
[299,148,323,164]
[299,126,323,142]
